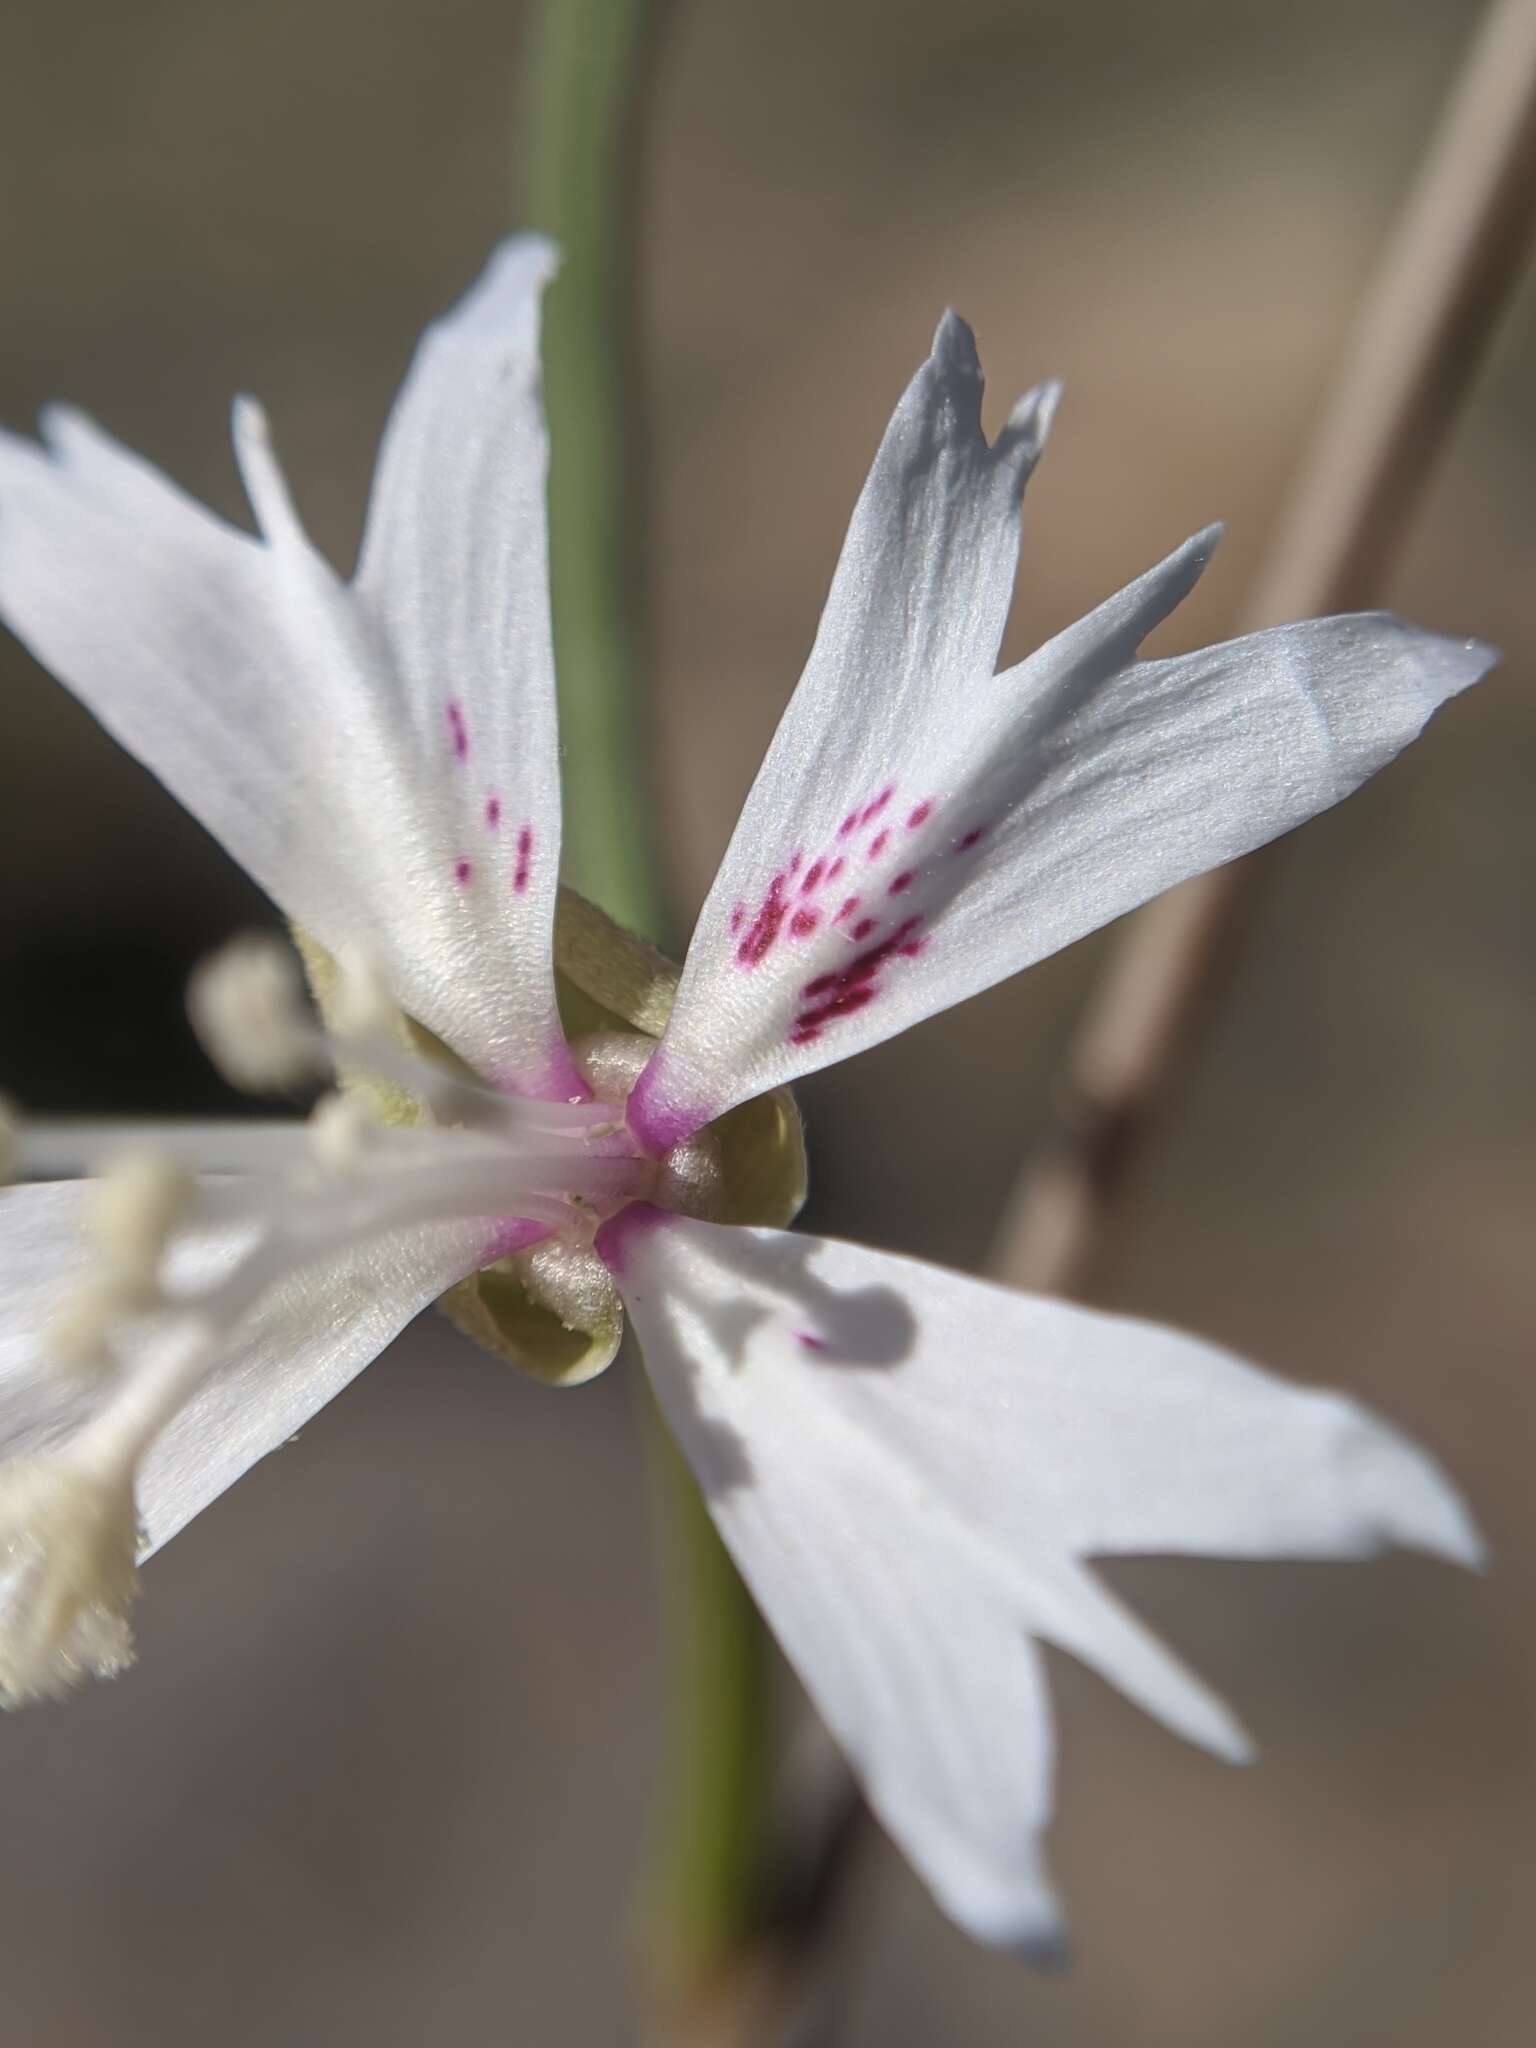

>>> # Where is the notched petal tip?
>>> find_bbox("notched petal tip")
[937,1858,1070,1964]
[446,233,562,340]
[1391,618,1501,716]
[229,391,268,447]
[930,306,981,376]
[1010,1917,1073,1973]
[1369,1421,1488,1570]
[34,401,96,463]
[1140,519,1223,620]
[1308,1393,1487,1570]
[229,394,308,552]
[997,378,1064,473]
[1189,517,1225,561]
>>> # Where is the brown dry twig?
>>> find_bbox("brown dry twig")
[990,0,1536,1299]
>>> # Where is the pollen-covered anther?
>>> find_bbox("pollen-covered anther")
[307,1091,374,1175]
[328,947,399,1043]
[188,931,324,1093]
[0,1452,141,1709]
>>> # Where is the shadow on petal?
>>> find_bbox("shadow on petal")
[633,1222,918,1501]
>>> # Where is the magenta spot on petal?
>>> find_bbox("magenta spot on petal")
[789,849,803,875]
[851,916,877,941]
[729,903,746,935]
[834,895,860,924]
[790,908,820,938]
[485,795,502,829]
[736,872,791,966]
[454,857,473,886]
[838,811,859,839]
[788,914,925,1045]
[801,859,825,894]
[888,870,914,896]
[861,785,894,824]
[446,700,469,762]
[867,829,890,860]
[827,856,845,882]
[955,824,989,853]
[514,824,533,893]
[907,800,933,830]
[899,937,927,958]
[796,1330,827,1351]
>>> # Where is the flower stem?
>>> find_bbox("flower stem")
[639,1424,776,2034]
[521,1,778,2026]
[525,0,663,938]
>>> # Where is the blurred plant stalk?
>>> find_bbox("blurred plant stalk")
[526,0,661,935]
[523,3,784,2041]
[991,0,1536,1299]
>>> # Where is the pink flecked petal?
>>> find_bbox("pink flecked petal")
[0,240,582,1102]
[626,315,1494,1142]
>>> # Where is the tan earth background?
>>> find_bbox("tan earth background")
[1,0,1534,2042]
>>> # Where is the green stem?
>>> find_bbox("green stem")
[522,0,776,2022]
[525,0,662,937]
[640,1422,775,2022]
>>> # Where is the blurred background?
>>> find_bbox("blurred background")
[2,0,1534,2040]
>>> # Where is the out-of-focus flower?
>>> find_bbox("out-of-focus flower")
[0,240,1494,1952]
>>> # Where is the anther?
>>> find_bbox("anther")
[86,1151,193,1307]
[188,933,323,1093]
[0,1449,141,1708]
[45,1152,193,1378]
[307,1092,372,1174]
[329,948,398,1043]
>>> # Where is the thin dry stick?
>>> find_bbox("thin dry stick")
[991,0,1536,1299]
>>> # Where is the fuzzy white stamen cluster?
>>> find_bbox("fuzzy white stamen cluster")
[0,938,675,1709]
[0,1452,142,1707]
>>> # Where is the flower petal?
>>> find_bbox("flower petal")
[349,236,579,1095]
[0,1181,479,1555]
[626,330,1496,1147]
[0,242,579,1096]
[0,1184,109,1460]
[596,1206,1479,1947]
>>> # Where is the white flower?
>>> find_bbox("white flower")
[0,239,1495,1954]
